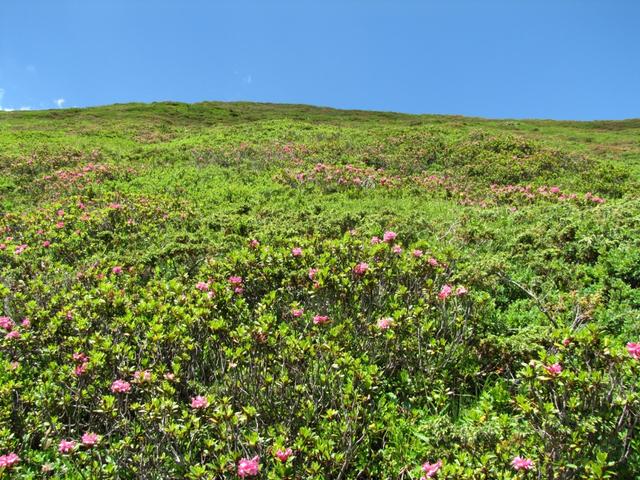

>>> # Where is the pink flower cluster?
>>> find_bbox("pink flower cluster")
[111,379,131,393]
[627,342,640,359]
[237,455,260,477]
[228,276,244,294]
[191,396,209,409]
[73,352,89,376]
[275,447,293,462]
[313,315,330,325]
[0,452,20,468]
[421,459,442,478]
[512,456,534,470]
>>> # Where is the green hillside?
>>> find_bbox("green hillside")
[1,102,639,478]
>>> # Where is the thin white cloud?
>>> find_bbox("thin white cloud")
[19,106,31,111]
[243,74,253,85]
[0,88,5,103]
[54,98,65,108]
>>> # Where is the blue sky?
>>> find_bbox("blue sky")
[1,0,639,119]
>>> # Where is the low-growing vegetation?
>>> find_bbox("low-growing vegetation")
[1,102,639,479]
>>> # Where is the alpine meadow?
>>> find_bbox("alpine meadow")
[1,101,640,479]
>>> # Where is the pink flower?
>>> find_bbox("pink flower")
[438,285,453,300]
[249,239,260,249]
[111,379,131,393]
[377,317,393,330]
[550,186,561,194]
[74,362,88,376]
[5,330,20,340]
[292,308,304,318]
[14,244,27,255]
[370,236,382,245]
[292,247,303,257]
[562,338,572,347]
[627,342,640,359]
[511,456,534,471]
[81,432,99,447]
[112,266,123,275]
[237,455,260,477]
[308,268,318,280]
[392,245,403,254]
[421,459,443,477]
[228,276,243,286]
[383,231,397,243]
[134,370,152,382]
[543,363,562,376]
[72,352,88,363]
[427,257,439,267]
[0,244,5,251]
[55,222,64,229]
[191,395,209,409]
[234,286,244,295]
[196,281,210,291]
[21,318,30,328]
[42,240,51,248]
[0,316,14,331]
[164,373,175,381]
[275,448,293,462]
[412,249,423,258]
[353,262,369,275]
[313,315,330,325]
[57,209,65,217]
[58,439,76,454]
[455,286,468,296]
[0,452,20,468]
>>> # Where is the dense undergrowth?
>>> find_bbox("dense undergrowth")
[1,102,639,479]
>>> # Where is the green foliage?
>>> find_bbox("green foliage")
[0,102,639,478]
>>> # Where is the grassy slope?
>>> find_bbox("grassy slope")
[0,102,639,478]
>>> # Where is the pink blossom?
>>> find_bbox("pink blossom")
[72,352,88,363]
[308,268,318,280]
[421,459,443,477]
[81,432,99,447]
[237,455,260,477]
[412,249,423,258]
[109,202,122,210]
[292,247,303,257]
[353,262,369,275]
[511,456,534,471]
[313,315,330,325]
[111,379,131,393]
[0,244,5,251]
[292,308,304,318]
[392,245,403,254]
[164,372,175,381]
[57,209,65,217]
[0,452,20,468]
[562,338,572,347]
[112,266,123,275]
[14,244,27,255]
[383,231,397,243]
[191,395,209,409]
[438,285,453,300]
[427,257,439,267]
[543,363,563,376]
[74,362,88,376]
[42,240,51,248]
[0,316,14,331]
[455,286,468,296]
[234,286,244,295]
[21,318,30,328]
[550,186,561,194]
[55,222,64,229]
[377,317,393,330]
[370,236,382,245]
[58,439,76,454]
[275,448,293,462]
[228,276,243,286]
[249,239,260,249]
[134,370,152,382]
[5,330,20,340]
[626,342,640,360]
[196,281,210,291]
